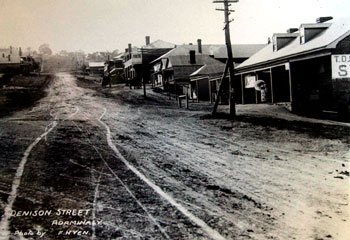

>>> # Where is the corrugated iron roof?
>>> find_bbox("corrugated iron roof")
[190,63,226,77]
[113,52,125,60]
[237,18,350,71]
[214,44,266,59]
[168,54,222,66]
[151,44,265,63]
[173,66,202,80]
[142,40,176,49]
[88,62,105,67]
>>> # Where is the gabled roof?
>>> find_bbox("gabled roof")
[168,54,222,66]
[213,44,266,59]
[88,62,105,67]
[142,40,176,49]
[173,66,203,81]
[237,18,350,71]
[113,52,124,60]
[190,63,226,77]
[156,44,220,59]
[129,47,139,53]
[165,55,224,81]
[151,44,265,63]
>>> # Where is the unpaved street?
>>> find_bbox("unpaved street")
[0,73,349,240]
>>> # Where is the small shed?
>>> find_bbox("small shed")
[190,63,226,102]
[88,62,105,75]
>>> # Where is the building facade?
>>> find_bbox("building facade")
[123,37,175,87]
[235,17,350,120]
[88,62,105,75]
[0,46,21,74]
[151,40,265,100]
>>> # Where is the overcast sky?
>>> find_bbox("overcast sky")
[0,0,349,53]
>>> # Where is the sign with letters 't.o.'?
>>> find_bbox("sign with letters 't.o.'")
[332,55,350,79]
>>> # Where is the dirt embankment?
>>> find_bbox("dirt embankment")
[0,74,53,118]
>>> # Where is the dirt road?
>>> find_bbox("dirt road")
[0,72,349,239]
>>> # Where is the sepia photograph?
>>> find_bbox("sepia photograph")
[0,0,349,239]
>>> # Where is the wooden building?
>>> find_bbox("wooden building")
[235,17,350,120]
[151,43,225,97]
[108,53,125,84]
[88,62,105,75]
[0,46,38,74]
[151,40,265,100]
[0,46,21,74]
[123,37,175,87]
[189,63,226,102]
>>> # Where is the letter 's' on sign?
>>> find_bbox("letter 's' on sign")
[332,55,350,79]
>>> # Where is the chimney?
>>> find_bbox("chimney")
[10,46,12,54]
[19,47,22,56]
[189,50,196,64]
[197,39,202,54]
[316,16,333,23]
[146,36,150,45]
[287,28,298,33]
[128,43,132,53]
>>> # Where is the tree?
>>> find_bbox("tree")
[59,50,68,56]
[38,44,52,55]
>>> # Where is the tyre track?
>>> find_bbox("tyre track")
[98,107,226,240]
[68,110,171,239]
[0,103,79,240]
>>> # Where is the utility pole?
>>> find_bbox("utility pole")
[212,0,238,119]
[141,47,147,98]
